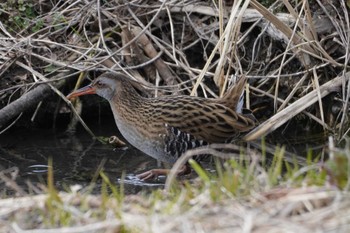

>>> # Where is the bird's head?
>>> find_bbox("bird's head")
[67,72,128,101]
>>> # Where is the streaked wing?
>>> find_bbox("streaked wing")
[151,96,256,143]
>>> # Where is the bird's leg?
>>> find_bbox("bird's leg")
[136,164,191,181]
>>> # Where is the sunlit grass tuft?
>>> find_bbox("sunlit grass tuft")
[181,142,329,203]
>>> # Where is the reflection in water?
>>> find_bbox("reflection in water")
[0,127,162,196]
[26,165,49,174]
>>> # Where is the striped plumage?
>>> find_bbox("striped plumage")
[67,72,256,178]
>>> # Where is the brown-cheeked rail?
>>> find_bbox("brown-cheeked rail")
[67,72,256,180]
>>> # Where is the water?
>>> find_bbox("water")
[0,126,165,196]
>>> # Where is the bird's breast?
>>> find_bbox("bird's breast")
[109,102,177,163]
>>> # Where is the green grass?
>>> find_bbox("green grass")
[170,144,328,203]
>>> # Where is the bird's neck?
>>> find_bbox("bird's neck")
[111,81,145,113]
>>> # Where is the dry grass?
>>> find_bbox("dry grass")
[0,186,349,232]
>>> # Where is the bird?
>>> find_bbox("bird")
[67,72,256,180]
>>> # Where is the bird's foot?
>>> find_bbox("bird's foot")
[136,169,169,181]
[136,165,191,181]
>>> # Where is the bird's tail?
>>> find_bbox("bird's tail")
[219,75,247,112]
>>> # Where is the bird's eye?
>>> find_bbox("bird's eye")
[96,81,103,87]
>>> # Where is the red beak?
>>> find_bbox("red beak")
[67,85,96,99]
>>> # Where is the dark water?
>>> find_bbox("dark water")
[0,125,167,196]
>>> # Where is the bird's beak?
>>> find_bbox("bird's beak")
[67,85,96,99]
